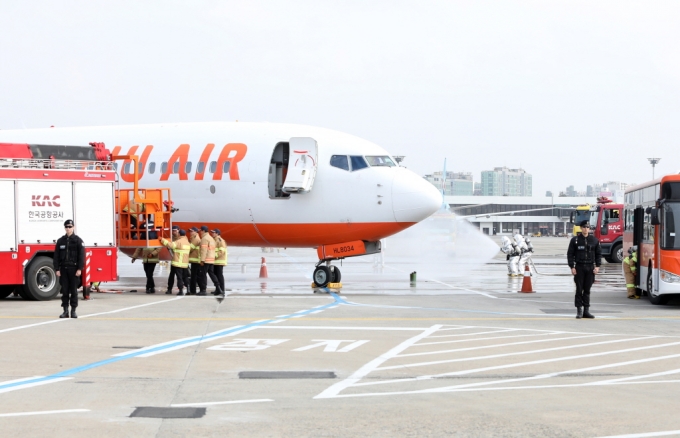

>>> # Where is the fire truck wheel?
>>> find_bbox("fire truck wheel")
[0,285,13,299]
[25,257,61,301]
[610,244,623,264]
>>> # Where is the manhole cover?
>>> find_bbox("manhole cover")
[130,407,206,419]
[540,309,622,314]
[239,371,336,379]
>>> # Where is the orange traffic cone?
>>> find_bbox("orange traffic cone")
[520,264,533,293]
[259,257,268,278]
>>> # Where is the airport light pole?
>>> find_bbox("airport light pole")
[648,158,661,179]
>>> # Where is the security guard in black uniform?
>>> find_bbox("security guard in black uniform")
[567,220,602,319]
[54,219,85,319]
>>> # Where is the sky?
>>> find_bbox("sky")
[1,1,679,195]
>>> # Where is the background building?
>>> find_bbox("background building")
[481,167,532,196]
[423,171,474,196]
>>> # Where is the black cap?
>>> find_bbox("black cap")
[211,229,221,235]
[579,220,590,228]
[189,226,199,232]
[179,229,186,236]
[172,225,180,230]
[64,219,74,227]
[200,225,209,232]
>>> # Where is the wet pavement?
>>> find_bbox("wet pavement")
[1,240,680,437]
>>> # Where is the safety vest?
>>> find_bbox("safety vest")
[215,236,228,266]
[200,233,216,264]
[189,235,201,263]
[161,236,190,268]
[132,247,160,263]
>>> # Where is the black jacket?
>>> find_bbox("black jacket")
[567,234,602,268]
[54,234,85,271]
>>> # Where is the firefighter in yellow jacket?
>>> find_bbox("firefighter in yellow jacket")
[211,228,227,296]
[187,226,201,295]
[198,225,222,296]
[623,246,639,299]
[131,246,160,294]
[161,226,190,296]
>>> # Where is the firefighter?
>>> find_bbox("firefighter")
[500,236,519,276]
[623,246,639,299]
[198,225,222,296]
[180,229,191,289]
[54,219,85,319]
[187,226,201,295]
[131,246,160,294]
[567,220,602,319]
[211,228,227,296]
[160,226,190,296]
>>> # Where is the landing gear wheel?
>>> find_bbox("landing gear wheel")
[647,270,669,305]
[330,266,342,283]
[313,266,331,288]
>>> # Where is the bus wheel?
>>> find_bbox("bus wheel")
[610,244,623,263]
[0,285,13,299]
[25,257,61,301]
[647,271,669,305]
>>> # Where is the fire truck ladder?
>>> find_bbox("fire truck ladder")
[113,154,172,249]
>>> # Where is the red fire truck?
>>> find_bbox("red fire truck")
[0,142,172,301]
[570,197,624,263]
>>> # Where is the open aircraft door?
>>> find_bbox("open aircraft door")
[282,137,318,194]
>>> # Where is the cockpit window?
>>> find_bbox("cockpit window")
[330,155,350,171]
[365,156,396,167]
[350,156,368,171]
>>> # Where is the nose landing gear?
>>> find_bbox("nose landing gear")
[312,263,341,288]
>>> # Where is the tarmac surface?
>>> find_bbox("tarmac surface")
[2,237,680,437]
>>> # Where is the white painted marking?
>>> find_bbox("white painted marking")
[275,315,288,318]
[429,326,475,332]
[397,334,608,358]
[358,337,680,390]
[0,296,185,334]
[293,340,368,352]
[315,325,443,399]
[594,367,680,385]
[416,332,558,346]
[376,335,643,372]
[0,377,72,394]
[252,319,269,323]
[337,340,370,353]
[208,339,288,351]
[263,326,425,331]
[308,310,324,314]
[597,429,680,437]
[0,409,90,418]
[291,314,305,318]
[133,326,260,358]
[426,329,521,338]
[270,319,286,324]
[171,399,274,407]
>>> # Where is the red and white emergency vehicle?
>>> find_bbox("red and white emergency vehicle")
[570,197,624,263]
[0,142,172,301]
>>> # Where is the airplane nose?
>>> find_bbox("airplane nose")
[392,168,442,223]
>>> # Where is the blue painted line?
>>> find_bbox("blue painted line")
[0,295,344,393]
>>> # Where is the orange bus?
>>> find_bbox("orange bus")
[624,174,680,305]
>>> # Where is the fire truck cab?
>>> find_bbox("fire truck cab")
[570,197,624,263]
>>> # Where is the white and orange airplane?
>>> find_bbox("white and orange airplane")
[0,122,441,286]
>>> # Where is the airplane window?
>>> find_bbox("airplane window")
[149,162,156,174]
[172,162,180,174]
[138,162,144,174]
[113,163,119,171]
[223,161,230,173]
[197,161,205,174]
[330,155,349,171]
[185,162,192,173]
[365,156,396,167]
[161,162,167,174]
[350,156,368,171]
[123,162,131,174]
[209,161,217,173]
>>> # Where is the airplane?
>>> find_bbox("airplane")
[0,122,441,286]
